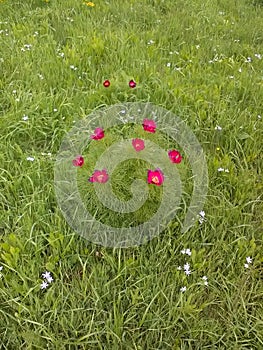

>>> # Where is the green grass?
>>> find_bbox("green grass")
[0,0,263,348]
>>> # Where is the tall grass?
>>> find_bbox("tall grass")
[0,0,262,348]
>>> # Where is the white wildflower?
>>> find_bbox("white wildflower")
[185,248,191,256]
[183,263,190,271]
[40,281,49,290]
[246,256,252,264]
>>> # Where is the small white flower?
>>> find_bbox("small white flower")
[229,75,234,79]
[40,281,49,290]
[224,168,229,173]
[58,52,65,58]
[245,57,252,63]
[198,210,206,224]
[238,68,242,73]
[24,44,32,50]
[42,271,52,280]
[0,266,3,271]
[26,156,35,161]
[147,39,154,45]
[257,115,261,119]
[166,62,171,67]
[185,248,191,256]
[204,281,208,286]
[70,65,77,70]
[244,263,249,268]
[196,45,200,49]
[53,108,58,112]
[180,286,187,292]
[38,73,44,80]
[255,53,262,59]
[184,263,190,271]
[22,115,29,121]
[12,90,17,94]
[202,276,208,281]
[46,275,53,283]
[181,249,186,255]
[217,167,225,172]
[246,256,252,264]
[177,266,182,270]
[215,125,222,131]
[185,269,191,276]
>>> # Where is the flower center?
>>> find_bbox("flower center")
[97,175,104,182]
[151,176,159,184]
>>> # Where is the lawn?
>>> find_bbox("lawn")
[0,0,263,349]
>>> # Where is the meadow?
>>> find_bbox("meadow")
[0,0,263,348]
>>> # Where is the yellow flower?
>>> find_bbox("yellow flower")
[84,1,95,6]
[216,147,220,151]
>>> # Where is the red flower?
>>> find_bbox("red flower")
[103,80,110,87]
[89,169,109,183]
[90,127,104,140]
[147,168,164,186]
[72,155,84,167]
[142,119,156,133]
[168,150,182,164]
[132,138,145,152]
[129,80,136,88]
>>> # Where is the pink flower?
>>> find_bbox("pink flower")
[132,138,145,152]
[147,168,164,186]
[89,169,109,183]
[168,150,182,164]
[72,155,84,167]
[142,119,156,133]
[91,127,104,140]
[129,80,136,88]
